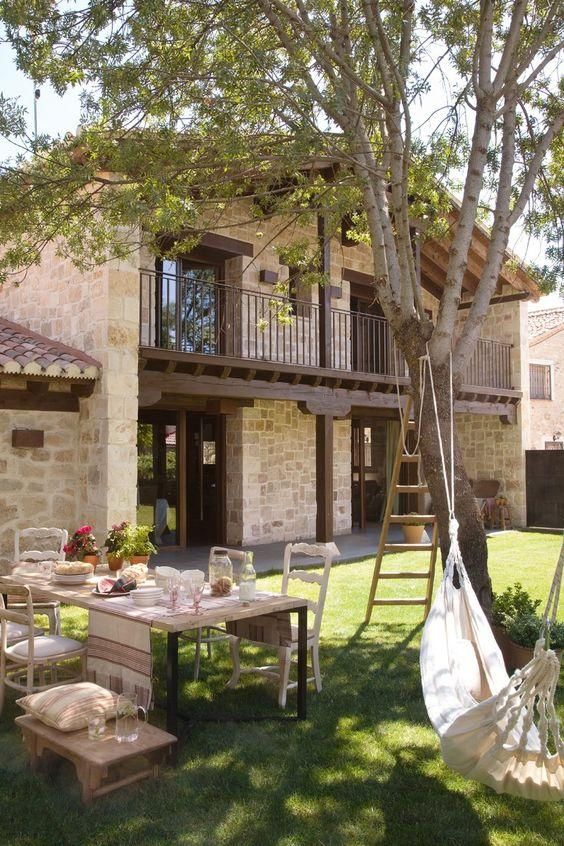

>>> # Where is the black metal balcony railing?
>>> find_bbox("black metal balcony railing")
[139,270,513,389]
[464,337,512,390]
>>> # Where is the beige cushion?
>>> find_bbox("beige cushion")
[6,622,44,643]
[7,635,83,660]
[16,682,118,732]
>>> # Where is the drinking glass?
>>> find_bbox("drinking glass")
[167,574,181,611]
[188,575,205,614]
[88,714,106,740]
[115,692,147,743]
[38,560,53,579]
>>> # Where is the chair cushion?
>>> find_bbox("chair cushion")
[6,622,44,642]
[16,682,118,732]
[6,635,84,660]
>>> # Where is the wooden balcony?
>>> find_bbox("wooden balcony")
[139,270,519,409]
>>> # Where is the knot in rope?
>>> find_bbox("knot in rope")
[448,518,459,544]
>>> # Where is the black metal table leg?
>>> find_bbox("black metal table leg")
[296,603,308,720]
[166,632,180,751]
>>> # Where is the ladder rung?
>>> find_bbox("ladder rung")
[401,454,420,463]
[395,485,429,494]
[405,420,416,430]
[388,514,436,525]
[371,598,428,606]
[378,571,431,579]
[384,543,434,552]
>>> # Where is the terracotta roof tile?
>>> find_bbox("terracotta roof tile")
[0,318,101,379]
[528,307,564,339]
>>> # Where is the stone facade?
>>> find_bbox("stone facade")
[456,408,527,525]
[226,400,351,545]
[0,407,80,572]
[0,240,140,558]
[0,200,536,555]
[527,314,564,450]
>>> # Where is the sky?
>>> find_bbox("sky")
[0,36,561,309]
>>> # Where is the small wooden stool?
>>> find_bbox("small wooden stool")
[16,715,177,804]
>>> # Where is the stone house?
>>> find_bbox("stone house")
[0,201,539,569]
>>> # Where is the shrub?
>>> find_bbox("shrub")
[491,583,541,627]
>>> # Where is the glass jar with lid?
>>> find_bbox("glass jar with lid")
[208,548,233,596]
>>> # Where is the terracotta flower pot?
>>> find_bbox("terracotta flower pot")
[81,554,99,571]
[402,524,425,544]
[106,554,124,572]
[127,555,150,566]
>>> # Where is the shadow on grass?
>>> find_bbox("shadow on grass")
[1,617,563,846]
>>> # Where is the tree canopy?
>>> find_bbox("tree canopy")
[0,1,563,603]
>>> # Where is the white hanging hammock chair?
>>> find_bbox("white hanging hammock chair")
[417,351,564,802]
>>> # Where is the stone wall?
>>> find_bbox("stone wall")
[0,240,140,547]
[456,407,526,526]
[0,408,80,572]
[528,327,564,449]
[225,399,351,545]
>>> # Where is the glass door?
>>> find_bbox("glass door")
[137,411,179,547]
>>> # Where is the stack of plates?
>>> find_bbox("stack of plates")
[130,586,164,608]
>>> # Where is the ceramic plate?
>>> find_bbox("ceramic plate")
[52,573,93,585]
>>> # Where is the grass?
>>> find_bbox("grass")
[1,530,563,846]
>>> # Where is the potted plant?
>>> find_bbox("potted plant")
[491,583,563,669]
[64,525,100,569]
[105,523,157,569]
[104,520,131,571]
[401,513,426,544]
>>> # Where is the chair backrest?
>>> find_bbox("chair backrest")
[281,542,339,638]
[15,528,68,563]
[209,546,248,581]
[0,584,35,654]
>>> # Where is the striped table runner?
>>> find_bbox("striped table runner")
[86,610,152,710]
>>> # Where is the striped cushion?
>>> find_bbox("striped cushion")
[16,683,118,732]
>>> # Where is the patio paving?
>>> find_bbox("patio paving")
[152,523,416,574]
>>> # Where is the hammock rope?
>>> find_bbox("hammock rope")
[419,347,564,801]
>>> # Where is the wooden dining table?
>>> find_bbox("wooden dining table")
[1,571,310,739]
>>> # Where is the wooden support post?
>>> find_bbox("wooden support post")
[315,414,334,542]
[317,214,331,369]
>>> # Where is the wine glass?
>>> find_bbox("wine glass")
[188,575,205,614]
[167,574,181,610]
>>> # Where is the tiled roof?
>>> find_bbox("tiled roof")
[0,318,101,379]
[528,307,564,339]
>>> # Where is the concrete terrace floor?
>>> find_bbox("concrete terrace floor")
[152,523,416,574]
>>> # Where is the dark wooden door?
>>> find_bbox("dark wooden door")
[526,450,564,528]
[186,413,225,544]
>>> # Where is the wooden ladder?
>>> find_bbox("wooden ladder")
[365,397,439,623]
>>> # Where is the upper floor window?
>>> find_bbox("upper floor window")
[530,363,552,400]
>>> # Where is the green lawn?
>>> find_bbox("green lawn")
[1,531,563,845]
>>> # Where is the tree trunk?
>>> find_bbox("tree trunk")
[404,347,492,615]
